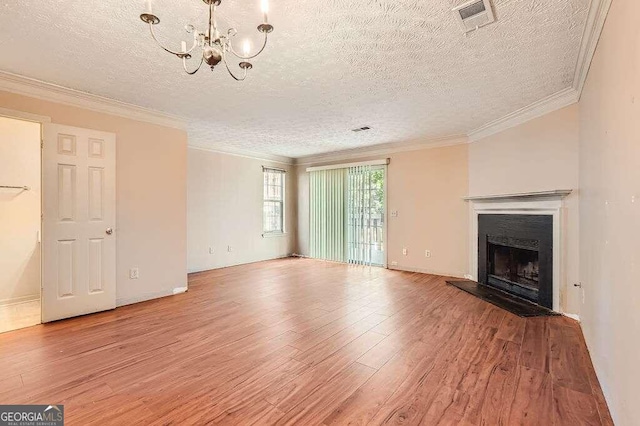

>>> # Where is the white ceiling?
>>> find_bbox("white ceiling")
[0,0,590,158]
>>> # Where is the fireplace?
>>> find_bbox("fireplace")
[478,214,553,309]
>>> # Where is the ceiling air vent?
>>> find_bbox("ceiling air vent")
[352,126,371,133]
[453,0,495,33]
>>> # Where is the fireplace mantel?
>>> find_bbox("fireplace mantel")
[463,190,572,202]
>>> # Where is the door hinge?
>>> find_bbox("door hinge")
[41,140,44,149]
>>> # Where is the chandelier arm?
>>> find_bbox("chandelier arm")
[183,55,205,75]
[228,32,269,60]
[149,23,198,56]
[223,57,248,81]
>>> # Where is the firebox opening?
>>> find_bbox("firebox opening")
[487,237,541,304]
[490,242,539,285]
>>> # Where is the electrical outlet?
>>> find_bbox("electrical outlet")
[209,247,214,254]
[402,248,408,256]
[227,245,233,252]
[425,250,432,258]
[391,211,399,218]
[129,267,139,280]
[464,274,473,280]
[391,261,398,266]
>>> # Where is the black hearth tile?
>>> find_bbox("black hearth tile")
[446,280,561,318]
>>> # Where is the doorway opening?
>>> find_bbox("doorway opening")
[0,115,42,333]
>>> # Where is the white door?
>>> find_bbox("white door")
[42,124,116,322]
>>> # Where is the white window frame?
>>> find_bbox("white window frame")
[262,167,286,236]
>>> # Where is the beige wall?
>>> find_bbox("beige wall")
[578,0,640,423]
[469,105,581,314]
[0,117,41,303]
[188,148,296,272]
[0,90,188,306]
[297,143,470,278]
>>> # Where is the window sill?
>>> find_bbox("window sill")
[262,232,288,238]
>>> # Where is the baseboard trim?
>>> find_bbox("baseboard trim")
[188,254,295,274]
[563,312,580,322]
[0,294,40,306]
[387,265,466,279]
[116,286,187,307]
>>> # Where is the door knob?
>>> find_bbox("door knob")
[106,228,113,235]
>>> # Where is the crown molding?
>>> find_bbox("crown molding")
[291,0,612,161]
[1,0,611,155]
[294,135,469,166]
[572,0,612,96]
[188,145,295,165]
[467,87,580,142]
[0,71,186,130]
[467,0,611,142]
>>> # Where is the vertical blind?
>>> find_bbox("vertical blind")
[309,162,386,266]
[347,164,373,265]
[309,169,347,262]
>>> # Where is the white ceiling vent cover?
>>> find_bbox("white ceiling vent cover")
[453,0,495,33]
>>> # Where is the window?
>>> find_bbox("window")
[263,167,285,234]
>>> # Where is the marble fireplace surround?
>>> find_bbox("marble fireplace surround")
[465,190,573,315]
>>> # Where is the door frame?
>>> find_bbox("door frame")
[0,108,50,325]
[382,164,388,268]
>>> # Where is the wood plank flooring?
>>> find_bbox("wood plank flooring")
[0,258,613,425]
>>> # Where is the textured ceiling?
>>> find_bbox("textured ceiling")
[0,0,590,158]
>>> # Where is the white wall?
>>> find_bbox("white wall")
[187,148,296,273]
[0,116,40,304]
[578,0,640,423]
[296,143,470,278]
[0,90,188,307]
[468,104,581,315]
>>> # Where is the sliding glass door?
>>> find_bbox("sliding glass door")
[347,165,386,266]
[309,163,386,267]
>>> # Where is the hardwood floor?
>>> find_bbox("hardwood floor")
[0,258,613,425]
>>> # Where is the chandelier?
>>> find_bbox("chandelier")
[140,0,274,80]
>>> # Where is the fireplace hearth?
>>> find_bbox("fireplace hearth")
[478,214,553,309]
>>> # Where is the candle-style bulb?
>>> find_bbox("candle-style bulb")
[243,40,251,56]
[144,0,153,14]
[261,0,269,23]
[181,41,187,53]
